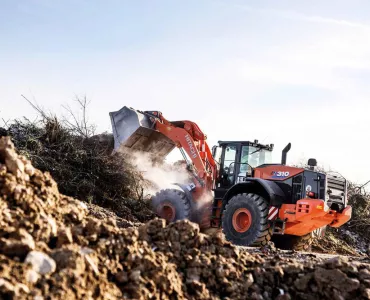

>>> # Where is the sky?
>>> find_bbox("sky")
[1,0,370,184]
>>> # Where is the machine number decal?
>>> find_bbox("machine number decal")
[272,171,290,178]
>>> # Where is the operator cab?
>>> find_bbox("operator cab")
[212,140,274,191]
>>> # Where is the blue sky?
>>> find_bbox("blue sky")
[1,0,370,184]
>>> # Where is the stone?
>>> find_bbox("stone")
[25,251,56,275]
[1,229,35,258]
[362,288,370,299]
[26,269,40,283]
[56,227,73,247]
[295,273,313,291]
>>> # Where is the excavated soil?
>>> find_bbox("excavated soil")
[0,136,370,300]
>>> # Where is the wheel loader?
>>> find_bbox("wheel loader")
[109,106,352,250]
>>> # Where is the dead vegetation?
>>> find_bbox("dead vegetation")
[346,182,370,240]
[312,228,363,256]
[318,182,370,255]
[0,99,155,223]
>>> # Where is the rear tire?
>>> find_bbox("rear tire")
[272,233,314,251]
[293,234,314,251]
[151,189,191,222]
[222,193,272,246]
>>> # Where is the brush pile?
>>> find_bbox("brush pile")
[0,136,369,300]
[311,183,370,256]
[1,116,155,223]
[345,184,370,244]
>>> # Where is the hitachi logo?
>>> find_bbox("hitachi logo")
[185,134,197,159]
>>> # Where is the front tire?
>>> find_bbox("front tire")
[222,193,272,246]
[151,189,191,222]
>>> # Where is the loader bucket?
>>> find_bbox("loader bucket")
[109,106,176,158]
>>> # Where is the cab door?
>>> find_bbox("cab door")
[214,143,242,201]
[219,144,238,188]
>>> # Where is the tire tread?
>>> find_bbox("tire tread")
[222,193,272,247]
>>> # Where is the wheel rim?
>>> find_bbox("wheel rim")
[232,208,252,233]
[158,202,176,222]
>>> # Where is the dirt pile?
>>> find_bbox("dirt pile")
[87,203,142,228]
[0,137,370,299]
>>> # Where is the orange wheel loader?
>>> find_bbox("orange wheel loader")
[109,106,352,250]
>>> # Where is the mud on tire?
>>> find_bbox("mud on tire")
[293,233,314,251]
[222,193,272,246]
[151,188,191,222]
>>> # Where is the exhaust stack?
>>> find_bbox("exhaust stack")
[281,143,291,165]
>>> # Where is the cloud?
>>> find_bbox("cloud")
[205,2,369,93]
[233,3,370,31]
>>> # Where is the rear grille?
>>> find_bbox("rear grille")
[328,177,346,191]
[327,176,346,192]
[327,175,347,209]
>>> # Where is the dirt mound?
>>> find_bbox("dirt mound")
[87,203,141,228]
[1,136,370,300]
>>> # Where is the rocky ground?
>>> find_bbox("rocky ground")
[1,137,370,299]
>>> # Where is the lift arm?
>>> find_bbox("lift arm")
[109,106,218,194]
[144,111,217,190]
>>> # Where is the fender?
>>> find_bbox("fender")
[222,178,285,209]
[173,183,194,204]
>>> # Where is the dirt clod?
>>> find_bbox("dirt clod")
[1,229,35,258]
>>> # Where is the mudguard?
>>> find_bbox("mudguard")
[222,178,286,208]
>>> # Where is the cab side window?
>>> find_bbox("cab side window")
[222,145,237,185]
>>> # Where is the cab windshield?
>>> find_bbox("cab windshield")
[240,145,272,172]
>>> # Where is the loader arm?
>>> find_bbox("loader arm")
[145,111,217,191]
[109,106,218,196]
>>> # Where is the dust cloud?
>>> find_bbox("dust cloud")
[120,148,216,229]
[127,150,192,195]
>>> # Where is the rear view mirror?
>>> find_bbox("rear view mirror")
[228,162,235,175]
[212,145,217,158]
